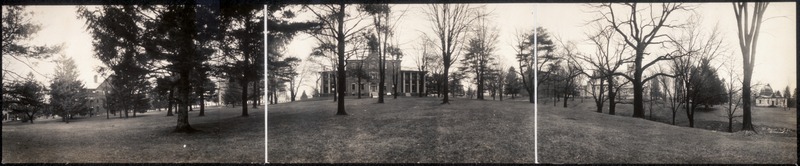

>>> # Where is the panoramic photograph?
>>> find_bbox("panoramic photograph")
[2,4,265,163]
[533,2,796,164]
[267,3,537,163]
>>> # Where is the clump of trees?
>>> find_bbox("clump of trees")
[79,3,264,132]
[3,73,46,123]
[513,27,555,104]
[504,67,522,99]
[459,10,498,100]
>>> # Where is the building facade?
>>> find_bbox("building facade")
[755,84,787,107]
[319,51,427,97]
[87,75,111,115]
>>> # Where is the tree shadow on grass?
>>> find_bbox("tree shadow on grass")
[168,112,263,136]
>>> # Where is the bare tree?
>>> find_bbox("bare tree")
[556,40,584,108]
[413,34,437,97]
[359,4,407,103]
[422,4,484,104]
[592,3,690,118]
[732,2,769,131]
[722,57,743,132]
[288,56,305,102]
[307,3,369,115]
[574,24,631,114]
[657,65,683,125]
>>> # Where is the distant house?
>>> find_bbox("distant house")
[579,69,642,101]
[755,84,787,107]
[87,75,111,115]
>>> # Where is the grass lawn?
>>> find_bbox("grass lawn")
[538,98,796,164]
[2,105,264,163]
[267,96,536,163]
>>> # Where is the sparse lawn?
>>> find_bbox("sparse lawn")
[268,97,536,163]
[538,99,796,164]
[2,106,264,163]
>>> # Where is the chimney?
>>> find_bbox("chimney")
[94,75,98,83]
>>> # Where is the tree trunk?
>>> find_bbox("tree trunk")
[632,53,645,118]
[741,79,754,131]
[332,77,337,102]
[335,3,348,115]
[357,77,362,99]
[686,100,695,128]
[420,75,425,97]
[672,109,676,125]
[241,78,249,117]
[499,86,503,101]
[728,117,733,132]
[167,88,174,116]
[199,92,205,116]
[254,81,260,108]
[595,100,603,113]
[27,113,34,124]
[528,89,534,103]
[393,69,398,99]
[442,64,451,104]
[174,70,195,133]
[477,74,484,100]
[607,77,616,115]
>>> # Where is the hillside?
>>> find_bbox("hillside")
[538,101,796,164]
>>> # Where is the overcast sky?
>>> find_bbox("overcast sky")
[531,3,796,91]
[281,3,796,97]
[2,3,794,97]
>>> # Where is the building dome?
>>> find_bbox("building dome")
[760,84,773,97]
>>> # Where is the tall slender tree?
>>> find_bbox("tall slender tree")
[359,4,406,102]
[220,3,263,117]
[423,4,484,104]
[307,3,369,115]
[732,2,769,131]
